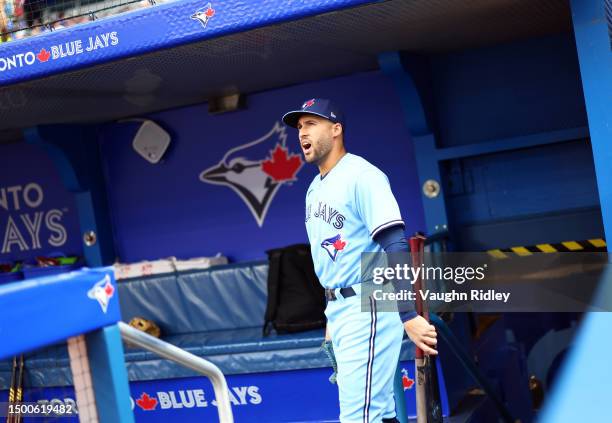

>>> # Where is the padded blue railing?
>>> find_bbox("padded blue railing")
[0,0,376,86]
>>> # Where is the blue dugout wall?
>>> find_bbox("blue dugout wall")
[0,32,598,264]
[92,32,603,262]
[425,33,600,250]
[98,71,425,263]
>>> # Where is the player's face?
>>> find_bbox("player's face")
[297,115,335,164]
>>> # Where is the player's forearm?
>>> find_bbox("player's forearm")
[373,224,417,322]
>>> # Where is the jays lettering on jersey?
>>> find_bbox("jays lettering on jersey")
[305,153,404,289]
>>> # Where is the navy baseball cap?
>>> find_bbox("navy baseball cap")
[282,98,345,129]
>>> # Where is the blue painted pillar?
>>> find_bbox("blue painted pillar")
[23,125,132,422]
[86,325,135,423]
[24,125,116,266]
[571,0,612,243]
[378,52,449,235]
[539,1,612,422]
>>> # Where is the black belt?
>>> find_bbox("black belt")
[325,287,356,301]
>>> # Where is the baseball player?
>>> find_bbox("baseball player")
[282,98,438,423]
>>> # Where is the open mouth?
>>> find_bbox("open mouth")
[301,142,312,153]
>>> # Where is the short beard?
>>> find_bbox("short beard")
[309,136,333,165]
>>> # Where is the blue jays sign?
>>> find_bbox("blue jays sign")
[0,361,446,422]
[0,142,82,263]
[191,2,215,29]
[199,122,304,226]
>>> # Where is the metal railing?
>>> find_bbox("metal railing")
[118,322,234,423]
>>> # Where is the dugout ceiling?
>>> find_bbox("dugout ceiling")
[0,0,571,135]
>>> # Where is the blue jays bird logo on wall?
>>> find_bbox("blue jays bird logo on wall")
[191,2,215,28]
[200,122,304,227]
[321,234,347,261]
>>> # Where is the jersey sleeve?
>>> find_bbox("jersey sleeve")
[355,169,405,239]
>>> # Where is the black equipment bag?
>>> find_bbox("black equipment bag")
[263,244,326,335]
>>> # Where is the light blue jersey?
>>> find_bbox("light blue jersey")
[305,153,405,289]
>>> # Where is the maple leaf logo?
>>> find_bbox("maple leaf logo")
[261,144,303,182]
[37,48,50,63]
[333,239,346,251]
[402,375,414,390]
[104,281,114,298]
[205,7,215,17]
[136,393,158,411]
[401,369,414,390]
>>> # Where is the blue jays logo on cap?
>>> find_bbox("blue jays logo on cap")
[302,99,316,109]
[282,98,345,129]
[321,234,347,261]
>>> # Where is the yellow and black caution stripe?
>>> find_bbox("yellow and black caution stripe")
[487,238,607,259]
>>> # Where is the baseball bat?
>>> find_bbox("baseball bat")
[6,356,17,423]
[14,355,24,423]
[410,234,442,423]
